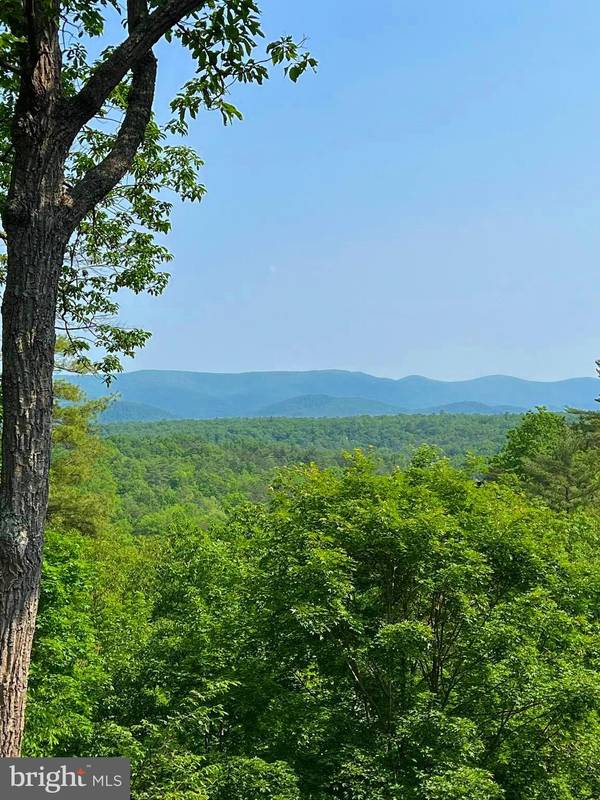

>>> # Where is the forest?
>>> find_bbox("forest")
[22,384,600,799]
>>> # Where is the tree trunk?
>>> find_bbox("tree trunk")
[0,0,158,754]
[0,572,40,756]
[0,219,64,755]
[0,0,68,752]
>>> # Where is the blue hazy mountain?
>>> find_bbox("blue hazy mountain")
[255,394,404,418]
[63,369,599,421]
[99,400,177,422]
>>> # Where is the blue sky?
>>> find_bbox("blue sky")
[115,0,600,380]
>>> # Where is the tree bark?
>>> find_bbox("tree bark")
[0,576,39,756]
[0,219,66,755]
[0,0,68,752]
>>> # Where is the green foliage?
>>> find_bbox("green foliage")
[105,413,518,459]
[492,407,600,511]
[23,383,153,757]
[224,452,600,798]
[208,758,301,800]
[50,379,116,534]
[104,413,517,526]
[23,525,107,756]
[24,383,116,755]
[423,767,503,800]
[490,407,568,478]
[23,401,600,798]
[517,426,600,511]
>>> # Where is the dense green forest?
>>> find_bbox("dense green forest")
[24,391,600,799]
[105,414,517,526]
[105,413,518,452]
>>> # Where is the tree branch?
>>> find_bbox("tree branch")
[64,0,160,228]
[64,0,205,135]
[65,51,157,228]
[0,57,20,75]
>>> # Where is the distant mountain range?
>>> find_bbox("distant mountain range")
[61,369,600,422]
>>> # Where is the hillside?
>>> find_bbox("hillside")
[100,400,176,422]
[62,369,600,421]
[255,394,403,417]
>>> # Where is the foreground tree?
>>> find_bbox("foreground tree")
[491,407,600,511]
[0,0,314,755]
[489,407,568,480]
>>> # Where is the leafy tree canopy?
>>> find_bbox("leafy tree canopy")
[492,407,600,512]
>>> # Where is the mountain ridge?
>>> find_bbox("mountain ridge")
[62,369,600,421]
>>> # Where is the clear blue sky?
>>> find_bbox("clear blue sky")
[116,0,600,380]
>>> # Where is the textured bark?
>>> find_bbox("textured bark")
[0,222,68,754]
[0,577,39,756]
[0,0,66,755]
[0,221,67,757]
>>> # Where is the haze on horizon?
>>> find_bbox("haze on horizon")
[105,368,598,385]
[114,0,600,382]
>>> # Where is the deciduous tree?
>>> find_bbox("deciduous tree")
[0,0,314,754]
